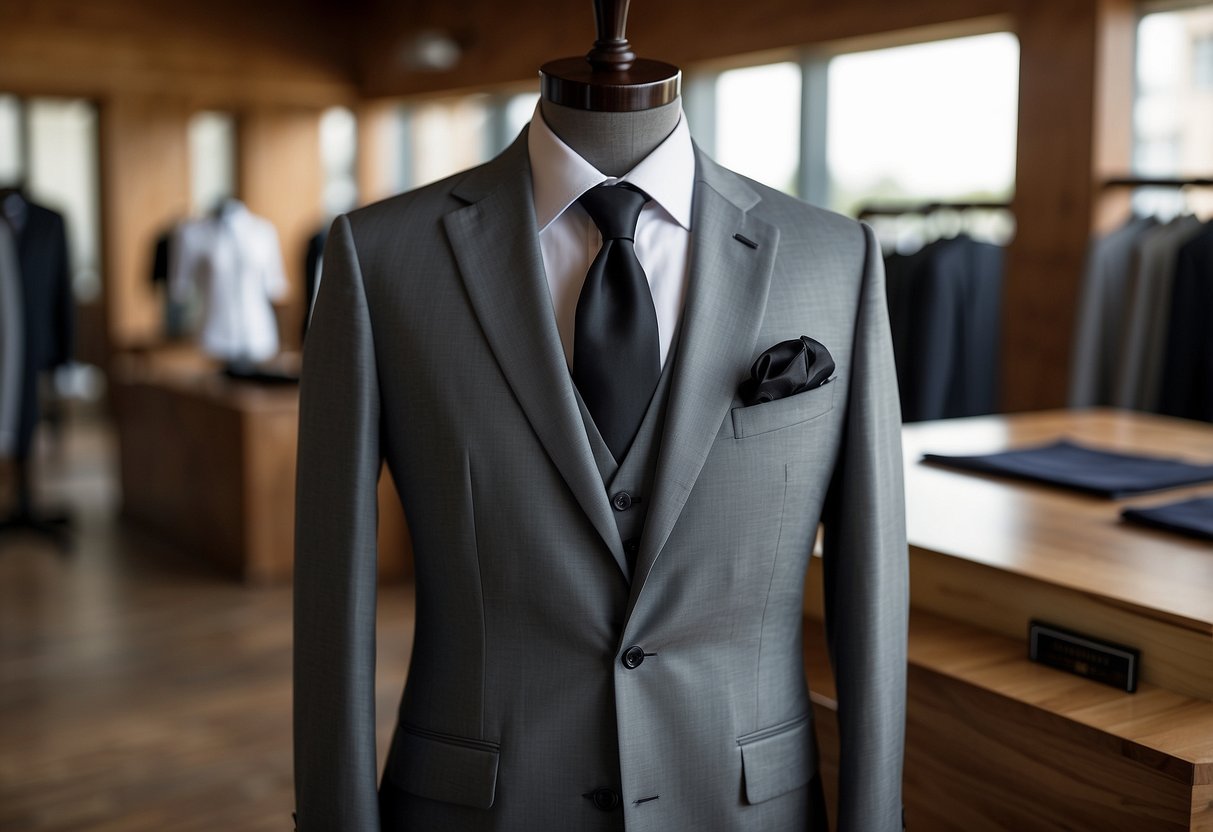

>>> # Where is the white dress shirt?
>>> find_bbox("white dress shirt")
[526,103,695,372]
[169,201,288,363]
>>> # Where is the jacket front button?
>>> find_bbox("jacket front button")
[588,787,620,811]
[611,491,633,511]
[622,645,645,669]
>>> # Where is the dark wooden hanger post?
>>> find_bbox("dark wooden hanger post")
[539,0,680,112]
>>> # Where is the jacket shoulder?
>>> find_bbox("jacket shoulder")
[740,175,867,252]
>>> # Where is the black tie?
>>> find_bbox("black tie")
[573,182,660,461]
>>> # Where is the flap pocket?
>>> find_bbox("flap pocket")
[738,712,818,805]
[386,724,500,809]
[731,380,835,439]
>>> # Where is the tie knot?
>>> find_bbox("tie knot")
[577,182,650,241]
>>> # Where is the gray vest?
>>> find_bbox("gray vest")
[570,333,680,577]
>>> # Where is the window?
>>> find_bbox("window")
[20,97,101,303]
[714,62,802,195]
[188,111,236,217]
[404,95,492,189]
[0,95,21,184]
[825,32,1020,218]
[320,106,358,216]
[505,92,540,140]
[1134,5,1213,215]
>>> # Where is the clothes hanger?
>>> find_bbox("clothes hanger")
[539,0,680,112]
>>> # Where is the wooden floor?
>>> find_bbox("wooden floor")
[0,415,415,832]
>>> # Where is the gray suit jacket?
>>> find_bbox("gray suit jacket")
[293,127,908,832]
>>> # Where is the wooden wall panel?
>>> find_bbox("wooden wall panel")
[1002,0,1135,411]
[237,109,325,352]
[0,0,355,107]
[98,96,190,351]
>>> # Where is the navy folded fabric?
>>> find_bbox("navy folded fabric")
[1121,497,1213,541]
[921,438,1213,498]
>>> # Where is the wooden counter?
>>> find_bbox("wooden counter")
[900,408,1213,700]
[803,610,1213,832]
[804,408,1213,830]
[111,352,411,584]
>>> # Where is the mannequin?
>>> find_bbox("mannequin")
[536,0,682,175]
[293,2,907,830]
[539,97,680,176]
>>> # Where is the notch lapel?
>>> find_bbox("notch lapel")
[443,130,631,580]
[626,148,780,619]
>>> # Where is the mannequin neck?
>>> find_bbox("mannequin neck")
[539,97,682,177]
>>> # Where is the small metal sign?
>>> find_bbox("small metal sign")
[1028,620,1140,693]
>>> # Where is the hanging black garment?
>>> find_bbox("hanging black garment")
[1158,222,1213,422]
[9,198,74,458]
[884,235,1003,422]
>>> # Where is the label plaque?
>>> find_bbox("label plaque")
[1028,620,1139,693]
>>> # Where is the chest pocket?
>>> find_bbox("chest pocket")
[729,379,835,440]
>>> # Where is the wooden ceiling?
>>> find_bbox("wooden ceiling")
[0,0,1017,105]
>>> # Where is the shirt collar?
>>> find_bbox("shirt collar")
[527,100,695,233]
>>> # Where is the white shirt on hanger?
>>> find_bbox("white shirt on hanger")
[170,201,288,363]
[526,102,695,372]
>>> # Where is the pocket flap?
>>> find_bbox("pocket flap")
[731,380,835,439]
[387,725,500,809]
[738,713,818,805]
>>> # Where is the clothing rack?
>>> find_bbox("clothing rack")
[857,200,1012,220]
[1101,176,1213,189]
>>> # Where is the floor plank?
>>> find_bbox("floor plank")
[0,415,414,831]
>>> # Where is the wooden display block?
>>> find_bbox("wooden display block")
[805,409,1213,700]
[802,609,1213,831]
[111,350,412,584]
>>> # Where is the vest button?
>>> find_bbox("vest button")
[611,491,633,511]
[586,787,620,811]
[622,645,646,669]
[623,537,640,555]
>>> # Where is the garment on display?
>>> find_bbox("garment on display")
[293,3,908,831]
[0,184,74,547]
[860,202,1008,422]
[1069,177,1213,417]
[1121,496,1213,541]
[922,438,1213,498]
[169,198,288,363]
[147,223,195,339]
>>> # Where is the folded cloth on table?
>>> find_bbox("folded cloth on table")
[921,438,1213,498]
[1121,496,1213,541]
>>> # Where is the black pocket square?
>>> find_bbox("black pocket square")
[739,336,835,406]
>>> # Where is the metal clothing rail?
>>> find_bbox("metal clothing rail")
[856,200,1013,220]
[1101,176,1213,188]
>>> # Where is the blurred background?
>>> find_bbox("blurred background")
[0,1,1211,830]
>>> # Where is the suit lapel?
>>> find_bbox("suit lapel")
[444,129,632,580]
[627,147,780,618]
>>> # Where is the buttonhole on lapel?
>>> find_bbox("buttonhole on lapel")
[733,233,759,249]
[634,795,660,805]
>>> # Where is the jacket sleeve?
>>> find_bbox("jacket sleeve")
[293,213,383,831]
[819,221,909,832]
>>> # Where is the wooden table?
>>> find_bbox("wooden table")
[804,409,1213,831]
[111,350,411,584]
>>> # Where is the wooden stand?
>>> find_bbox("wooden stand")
[111,350,411,585]
[805,409,1213,830]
